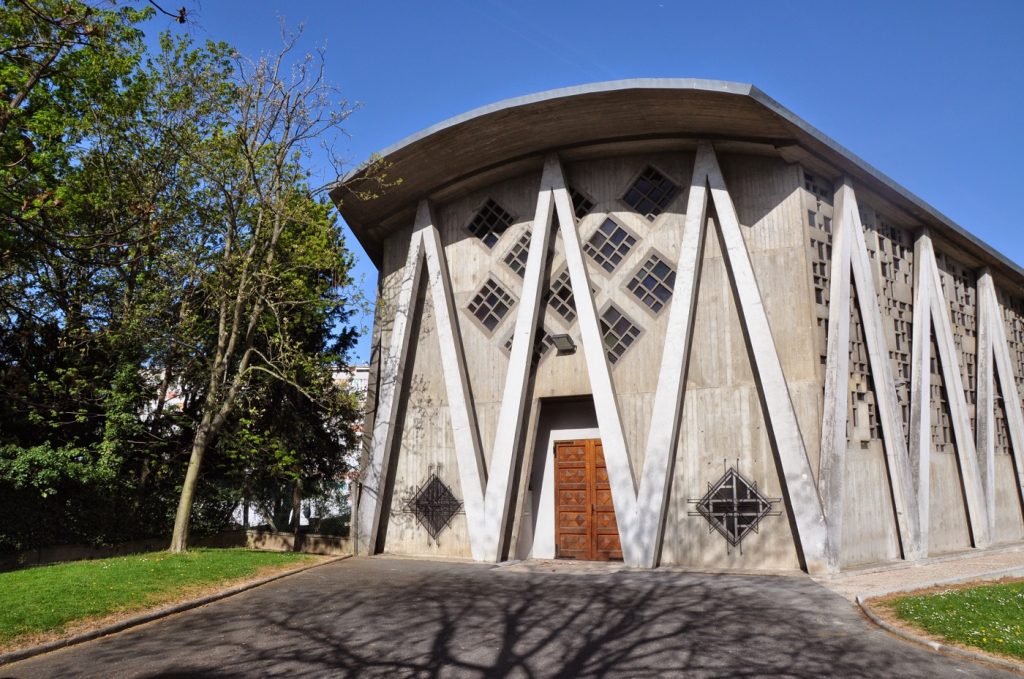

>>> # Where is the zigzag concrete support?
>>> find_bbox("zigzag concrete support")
[817,180,854,570]
[909,230,933,549]
[977,272,1024,521]
[846,187,923,560]
[976,268,997,536]
[705,145,830,574]
[356,219,427,555]
[552,142,831,571]
[550,148,712,568]
[912,232,991,549]
[477,157,559,561]
[631,147,710,569]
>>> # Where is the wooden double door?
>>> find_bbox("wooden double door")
[555,439,623,561]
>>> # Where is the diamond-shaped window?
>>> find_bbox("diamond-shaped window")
[569,186,594,220]
[467,199,515,248]
[468,278,515,333]
[503,232,531,278]
[584,218,636,273]
[693,467,777,547]
[627,253,677,314]
[503,326,556,363]
[599,304,641,364]
[405,474,463,539]
[623,166,679,221]
[547,268,577,323]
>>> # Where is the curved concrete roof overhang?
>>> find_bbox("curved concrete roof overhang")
[331,78,1022,285]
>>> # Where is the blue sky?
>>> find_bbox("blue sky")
[144,1,1024,364]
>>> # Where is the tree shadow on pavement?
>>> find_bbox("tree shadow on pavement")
[3,558,1014,678]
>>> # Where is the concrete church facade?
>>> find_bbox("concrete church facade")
[331,80,1024,574]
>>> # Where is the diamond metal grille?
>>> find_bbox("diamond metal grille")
[623,166,680,221]
[405,474,463,540]
[689,467,779,548]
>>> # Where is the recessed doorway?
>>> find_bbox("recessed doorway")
[555,438,623,561]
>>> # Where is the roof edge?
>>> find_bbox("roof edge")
[334,78,1024,282]
[338,78,754,184]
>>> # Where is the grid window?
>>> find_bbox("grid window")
[502,232,531,278]
[467,199,515,248]
[569,186,594,220]
[467,278,515,333]
[623,166,680,220]
[547,269,577,323]
[584,218,636,273]
[600,304,641,364]
[503,326,555,363]
[627,253,677,313]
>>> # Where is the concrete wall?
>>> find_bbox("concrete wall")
[364,141,1024,572]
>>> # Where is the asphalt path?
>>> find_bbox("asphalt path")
[1,556,1014,678]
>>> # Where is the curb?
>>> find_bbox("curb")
[0,554,351,667]
[856,595,1024,675]
[850,565,1024,601]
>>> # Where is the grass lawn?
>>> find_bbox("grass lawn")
[0,548,314,647]
[884,579,1024,660]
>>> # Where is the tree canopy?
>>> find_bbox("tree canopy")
[0,0,363,552]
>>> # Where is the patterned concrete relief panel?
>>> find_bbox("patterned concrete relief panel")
[935,252,979,433]
[804,171,834,378]
[993,287,1024,543]
[861,211,916,438]
[991,288,1024,456]
[998,289,1024,417]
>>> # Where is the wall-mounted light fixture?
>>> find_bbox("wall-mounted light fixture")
[550,333,577,355]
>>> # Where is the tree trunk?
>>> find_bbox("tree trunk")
[169,425,210,552]
[242,489,250,530]
[291,479,302,552]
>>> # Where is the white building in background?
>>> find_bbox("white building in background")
[335,364,370,399]
[234,364,370,529]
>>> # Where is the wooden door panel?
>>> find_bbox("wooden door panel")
[555,440,589,560]
[555,438,622,561]
[591,441,622,561]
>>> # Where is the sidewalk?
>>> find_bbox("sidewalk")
[815,543,1024,601]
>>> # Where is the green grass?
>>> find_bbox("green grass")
[0,548,313,645]
[885,580,1024,660]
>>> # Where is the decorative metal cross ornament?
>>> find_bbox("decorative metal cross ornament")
[689,465,780,551]
[405,473,463,540]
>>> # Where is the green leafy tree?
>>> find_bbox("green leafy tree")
[0,4,363,552]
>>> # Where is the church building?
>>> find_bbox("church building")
[330,80,1024,574]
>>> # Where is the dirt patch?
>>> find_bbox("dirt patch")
[0,556,330,655]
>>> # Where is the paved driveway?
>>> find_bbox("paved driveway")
[2,557,1014,678]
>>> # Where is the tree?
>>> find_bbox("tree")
[0,4,364,553]
[167,33,358,552]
